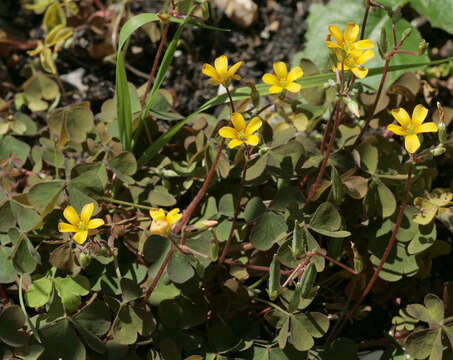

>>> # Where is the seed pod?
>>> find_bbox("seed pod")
[330,166,344,205]
[351,242,363,274]
[291,220,304,258]
[201,1,210,21]
[378,27,387,55]
[251,85,260,109]
[268,254,281,300]
[437,102,447,144]
[288,283,302,313]
[300,262,316,298]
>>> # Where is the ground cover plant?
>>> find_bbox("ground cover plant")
[1,0,453,359]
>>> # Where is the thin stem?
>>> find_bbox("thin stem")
[352,56,391,148]
[218,149,250,265]
[174,86,236,234]
[304,102,346,207]
[394,50,420,56]
[328,162,413,343]
[254,298,292,317]
[142,247,175,304]
[320,102,338,154]
[360,2,371,40]
[141,21,171,108]
[312,251,359,275]
[99,196,153,210]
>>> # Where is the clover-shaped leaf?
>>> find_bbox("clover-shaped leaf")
[309,202,351,238]
[404,294,453,360]
[0,305,27,347]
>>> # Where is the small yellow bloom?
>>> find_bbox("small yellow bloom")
[58,203,104,244]
[332,49,375,79]
[218,112,262,149]
[326,22,374,55]
[149,208,182,235]
[262,62,303,94]
[202,55,243,87]
[387,104,438,154]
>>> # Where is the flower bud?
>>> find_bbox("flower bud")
[401,28,412,43]
[418,39,428,55]
[78,252,91,268]
[150,219,170,235]
[431,145,446,157]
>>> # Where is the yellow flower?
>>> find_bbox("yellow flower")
[326,22,374,55]
[149,208,182,235]
[58,203,104,244]
[332,49,375,79]
[218,112,262,149]
[202,55,243,87]
[262,62,303,94]
[387,104,438,154]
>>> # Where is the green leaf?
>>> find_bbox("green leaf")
[47,102,94,146]
[294,0,430,89]
[158,297,206,329]
[120,278,142,302]
[0,305,27,347]
[358,142,378,175]
[70,318,106,354]
[54,275,90,312]
[25,277,53,308]
[243,197,266,223]
[290,315,314,351]
[27,180,65,216]
[167,251,195,284]
[0,247,17,283]
[113,305,156,345]
[310,202,341,231]
[148,186,177,207]
[0,136,30,167]
[40,319,86,360]
[73,300,111,336]
[250,212,288,251]
[49,243,74,270]
[405,328,442,360]
[12,233,40,274]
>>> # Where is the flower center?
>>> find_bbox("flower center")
[406,124,418,135]
[280,79,289,88]
[237,130,248,141]
[78,222,88,232]
[343,40,354,53]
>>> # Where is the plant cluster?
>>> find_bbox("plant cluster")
[1,0,453,359]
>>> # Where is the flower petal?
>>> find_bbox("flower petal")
[328,25,343,44]
[226,61,243,77]
[412,104,428,126]
[228,139,244,148]
[262,73,279,86]
[231,112,246,132]
[287,66,303,82]
[355,39,374,49]
[74,231,88,245]
[80,203,94,224]
[405,134,421,154]
[387,124,407,136]
[150,208,166,221]
[58,222,78,233]
[269,85,283,94]
[392,108,411,127]
[417,122,438,133]
[273,62,288,79]
[357,50,375,65]
[326,40,342,48]
[63,206,79,225]
[351,66,368,79]
[209,78,221,86]
[167,209,182,226]
[285,82,302,93]
[245,135,259,147]
[202,63,218,78]
[219,126,239,139]
[214,55,228,74]
[344,22,359,42]
[88,218,104,229]
[246,117,262,135]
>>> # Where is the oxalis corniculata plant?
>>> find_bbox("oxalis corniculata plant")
[2,0,453,359]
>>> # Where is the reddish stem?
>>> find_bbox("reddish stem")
[304,102,347,207]
[141,21,171,108]
[320,102,338,154]
[328,162,413,343]
[218,150,251,265]
[223,260,293,275]
[311,251,359,275]
[142,247,175,304]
